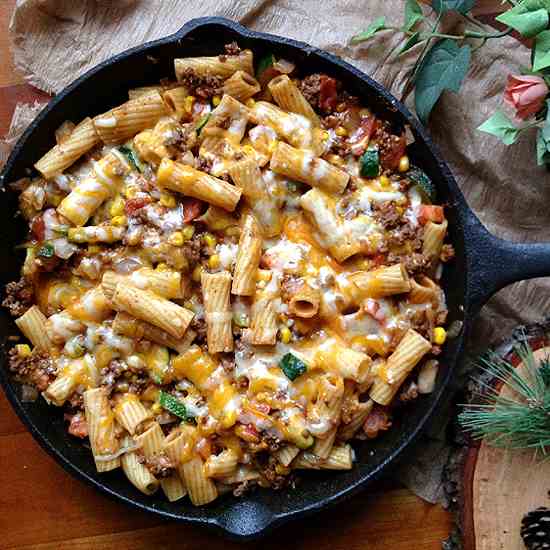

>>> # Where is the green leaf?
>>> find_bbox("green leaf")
[195,113,211,135]
[399,32,422,55]
[477,111,520,146]
[432,0,475,14]
[350,17,386,44]
[279,353,307,381]
[159,391,193,421]
[537,100,550,165]
[404,0,423,31]
[534,31,550,72]
[415,39,471,124]
[496,1,549,38]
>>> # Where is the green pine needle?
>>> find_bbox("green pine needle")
[458,340,550,456]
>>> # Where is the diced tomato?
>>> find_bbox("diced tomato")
[31,215,45,241]
[124,196,151,215]
[181,197,205,223]
[380,134,406,170]
[418,205,444,225]
[319,76,338,112]
[371,253,386,267]
[349,116,378,156]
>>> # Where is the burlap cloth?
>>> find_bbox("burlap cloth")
[2,0,547,505]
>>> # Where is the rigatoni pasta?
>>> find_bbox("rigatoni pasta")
[3,40,452,506]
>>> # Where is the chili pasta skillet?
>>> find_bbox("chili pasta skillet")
[1,17,550,540]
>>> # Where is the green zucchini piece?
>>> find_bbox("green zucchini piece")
[360,147,380,178]
[159,391,193,421]
[279,353,308,381]
[408,166,436,202]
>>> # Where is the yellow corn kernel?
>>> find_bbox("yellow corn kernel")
[109,195,125,217]
[256,270,272,282]
[279,326,291,344]
[184,95,195,114]
[242,145,256,157]
[192,265,203,282]
[16,344,32,358]
[124,186,139,199]
[335,126,348,137]
[246,98,256,108]
[379,175,391,188]
[203,233,216,248]
[156,263,169,272]
[168,232,184,246]
[268,139,278,153]
[398,155,410,173]
[433,327,447,346]
[181,225,195,241]
[111,215,127,227]
[208,254,220,269]
[159,192,176,208]
[212,95,221,107]
[322,131,330,141]
[88,245,101,254]
[151,402,163,414]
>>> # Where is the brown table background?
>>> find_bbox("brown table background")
[0,1,451,547]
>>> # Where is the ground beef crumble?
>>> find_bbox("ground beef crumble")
[363,405,392,439]
[190,316,207,343]
[65,411,88,439]
[179,68,223,100]
[399,380,419,403]
[223,41,241,56]
[139,452,175,478]
[372,202,402,230]
[3,277,34,317]
[8,348,56,391]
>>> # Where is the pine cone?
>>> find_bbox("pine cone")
[521,507,550,549]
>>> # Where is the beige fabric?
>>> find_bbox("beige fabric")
[4,0,549,503]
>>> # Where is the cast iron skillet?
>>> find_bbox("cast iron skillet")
[1,16,550,541]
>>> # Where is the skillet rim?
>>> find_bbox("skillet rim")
[0,16,469,540]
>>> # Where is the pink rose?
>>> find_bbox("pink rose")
[504,74,548,120]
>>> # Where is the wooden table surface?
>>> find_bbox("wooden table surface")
[0,1,451,547]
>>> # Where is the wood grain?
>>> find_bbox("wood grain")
[0,0,451,547]
[472,347,550,549]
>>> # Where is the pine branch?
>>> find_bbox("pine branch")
[458,341,550,456]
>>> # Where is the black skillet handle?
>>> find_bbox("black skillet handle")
[465,210,550,316]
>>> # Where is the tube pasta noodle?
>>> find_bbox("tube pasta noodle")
[245,271,279,345]
[35,118,100,179]
[93,91,168,144]
[112,312,195,354]
[250,101,326,154]
[5,40,452,505]
[223,71,261,102]
[232,214,262,296]
[201,271,233,353]
[228,158,281,237]
[174,50,253,80]
[110,284,194,339]
[350,263,411,298]
[270,142,348,194]
[57,152,128,226]
[157,158,241,212]
[370,329,432,406]
[102,268,183,300]
[288,282,320,318]
[182,456,218,506]
[300,188,362,262]
[422,220,448,263]
[113,394,152,435]
[162,86,190,118]
[121,436,160,495]
[84,387,120,472]
[409,276,438,304]
[200,95,249,145]
[15,305,52,351]
[268,75,320,125]
[136,423,186,502]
